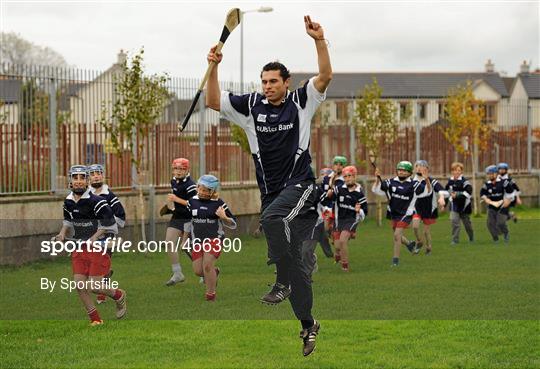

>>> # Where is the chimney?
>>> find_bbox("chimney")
[117,49,127,65]
[485,59,495,73]
[520,60,530,74]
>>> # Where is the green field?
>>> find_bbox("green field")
[1,207,539,368]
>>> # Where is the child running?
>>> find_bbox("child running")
[87,163,126,305]
[411,160,446,255]
[325,165,367,271]
[53,165,126,325]
[372,161,431,266]
[187,175,236,301]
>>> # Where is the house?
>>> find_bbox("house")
[507,61,540,128]
[290,60,517,129]
[0,79,21,125]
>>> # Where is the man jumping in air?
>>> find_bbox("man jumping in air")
[205,15,332,356]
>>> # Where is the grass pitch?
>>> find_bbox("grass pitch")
[1,207,539,368]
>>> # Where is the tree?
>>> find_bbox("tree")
[99,48,170,241]
[441,81,489,216]
[1,32,69,68]
[230,124,250,154]
[353,78,398,226]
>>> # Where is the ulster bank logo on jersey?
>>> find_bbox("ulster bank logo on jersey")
[256,122,294,133]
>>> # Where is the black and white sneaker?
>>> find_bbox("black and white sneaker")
[413,241,423,255]
[406,241,416,254]
[300,320,320,356]
[260,283,291,305]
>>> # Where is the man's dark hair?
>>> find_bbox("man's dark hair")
[260,62,290,81]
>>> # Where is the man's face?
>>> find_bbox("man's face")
[89,170,104,185]
[261,70,289,105]
[452,167,463,178]
[487,172,497,181]
[343,173,356,186]
[71,174,88,192]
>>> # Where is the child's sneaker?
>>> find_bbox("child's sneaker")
[205,292,216,301]
[406,241,416,253]
[165,272,185,286]
[90,319,104,326]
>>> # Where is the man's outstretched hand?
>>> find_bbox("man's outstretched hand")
[304,15,324,40]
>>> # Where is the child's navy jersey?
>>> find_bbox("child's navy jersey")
[171,175,197,220]
[333,183,368,228]
[500,174,520,207]
[319,174,344,208]
[480,177,514,211]
[373,177,428,220]
[219,78,326,195]
[187,196,237,240]
[63,189,117,240]
[414,177,444,219]
[91,184,126,228]
[445,176,472,214]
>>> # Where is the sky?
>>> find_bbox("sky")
[1,0,538,83]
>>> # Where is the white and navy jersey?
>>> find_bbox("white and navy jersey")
[480,178,515,211]
[414,177,444,219]
[319,174,344,208]
[333,183,368,228]
[500,174,520,207]
[220,77,326,195]
[171,175,197,220]
[372,177,429,220]
[445,176,472,214]
[187,196,237,240]
[63,189,117,240]
[90,184,126,228]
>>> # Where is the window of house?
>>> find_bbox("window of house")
[336,101,349,122]
[399,102,408,119]
[438,102,447,119]
[418,102,427,119]
[482,103,497,124]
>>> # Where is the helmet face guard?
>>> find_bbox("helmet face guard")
[87,164,105,187]
[68,165,88,194]
[197,174,219,199]
[172,158,190,179]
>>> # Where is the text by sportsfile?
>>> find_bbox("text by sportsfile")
[40,237,243,256]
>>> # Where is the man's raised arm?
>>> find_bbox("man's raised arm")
[304,15,332,93]
[205,45,223,111]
